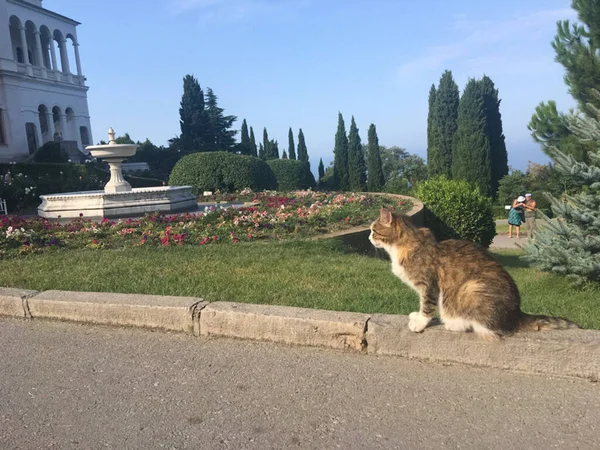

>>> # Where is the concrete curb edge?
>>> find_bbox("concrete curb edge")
[1,287,598,381]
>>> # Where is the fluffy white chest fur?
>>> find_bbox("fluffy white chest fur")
[388,247,418,293]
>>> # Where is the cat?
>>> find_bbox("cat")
[369,208,580,340]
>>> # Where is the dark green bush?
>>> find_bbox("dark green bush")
[29,142,69,163]
[492,204,509,219]
[169,152,277,194]
[416,177,496,247]
[267,159,314,191]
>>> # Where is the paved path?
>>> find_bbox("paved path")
[1,318,598,450]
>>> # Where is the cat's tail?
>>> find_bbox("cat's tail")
[518,313,581,331]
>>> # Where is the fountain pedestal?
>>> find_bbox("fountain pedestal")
[37,128,197,220]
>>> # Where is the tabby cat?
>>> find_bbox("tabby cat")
[369,208,579,339]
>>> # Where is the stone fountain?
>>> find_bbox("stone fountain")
[37,128,197,220]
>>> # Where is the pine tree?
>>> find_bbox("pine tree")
[249,127,258,157]
[523,90,600,286]
[367,124,384,191]
[262,128,270,160]
[347,116,367,191]
[240,119,251,155]
[318,158,325,181]
[266,139,280,160]
[426,84,438,174]
[297,128,308,164]
[204,87,237,151]
[430,70,459,178]
[528,1,600,162]
[481,75,508,197]
[178,74,211,152]
[288,128,296,160]
[258,142,265,160]
[452,79,492,197]
[333,113,349,190]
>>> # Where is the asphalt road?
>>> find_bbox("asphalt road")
[1,318,598,450]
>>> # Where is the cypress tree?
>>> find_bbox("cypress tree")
[204,87,237,151]
[178,74,211,152]
[258,142,265,160]
[240,119,251,155]
[367,124,384,191]
[333,113,349,190]
[347,116,367,191]
[452,78,491,197]
[297,128,308,164]
[267,139,280,160]
[262,128,270,160]
[282,150,288,159]
[318,158,325,181]
[481,75,508,197]
[426,83,438,174]
[288,128,296,160]
[249,127,258,157]
[431,70,459,178]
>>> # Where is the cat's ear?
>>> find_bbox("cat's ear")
[379,208,393,226]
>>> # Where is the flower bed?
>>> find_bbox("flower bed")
[0,191,411,258]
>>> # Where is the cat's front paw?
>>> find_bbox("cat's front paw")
[408,312,430,333]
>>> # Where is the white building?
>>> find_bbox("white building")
[0,0,92,162]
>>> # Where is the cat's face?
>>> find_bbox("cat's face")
[369,208,397,249]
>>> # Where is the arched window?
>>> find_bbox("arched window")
[16,47,24,63]
[25,122,38,154]
[80,126,90,146]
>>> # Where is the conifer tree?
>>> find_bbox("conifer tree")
[523,90,600,285]
[288,128,296,160]
[426,84,438,173]
[262,128,270,160]
[204,87,237,151]
[178,74,211,152]
[347,116,367,191]
[452,79,491,197]
[258,142,265,160]
[318,158,325,181]
[240,119,251,155]
[266,139,280,160]
[333,113,349,190]
[481,75,508,197]
[249,127,258,157]
[430,70,459,177]
[282,150,288,159]
[367,124,384,191]
[297,129,308,164]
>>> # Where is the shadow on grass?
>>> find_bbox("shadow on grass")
[490,251,531,269]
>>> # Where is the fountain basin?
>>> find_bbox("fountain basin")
[37,186,198,220]
[86,143,138,160]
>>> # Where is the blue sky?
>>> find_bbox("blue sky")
[51,0,576,171]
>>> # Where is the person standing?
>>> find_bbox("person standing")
[523,193,537,239]
[508,196,526,239]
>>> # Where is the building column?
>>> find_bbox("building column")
[58,38,70,73]
[19,26,33,75]
[47,112,55,142]
[34,31,47,77]
[48,37,60,80]
[73,42,82,77]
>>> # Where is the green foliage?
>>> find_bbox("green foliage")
[267,159,314,191]
[262,128,269,160]
[429,70,459,178]
[318,166,336,191]
[452,78,492,197]
[29,141,69,163]
[496,170,529,206]
[318,158,325,181]
[426,84,437,172]
[266,139,280,160]
[204,87,237,151]
[282,150,288,159]
[416,177,496,247]
[523,91,600,285]
[481,76,508,198]
[249,127,258,157]
[347,116,367,191]
[380,145,428,188]
[169,152,277,194]
[297,129,309,167]
[178,75,211,152]
[366,124,385,192]
[288,128,296,160]
[258,142,265,160]
[333,113,349,190]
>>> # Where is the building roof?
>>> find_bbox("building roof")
[8,0,81,26]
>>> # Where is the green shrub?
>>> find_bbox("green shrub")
[169,152,277,194]
[383,177,412,195]
[492,204,509,220]
[29,142,69,163]
[317,167,336,191]
[266,159,314,191]
[416,177,496,247]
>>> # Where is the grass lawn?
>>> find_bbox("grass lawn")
[496,222,528,236]
[0,239,598,329]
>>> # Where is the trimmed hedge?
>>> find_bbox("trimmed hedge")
[267,159,314,191]
[29,142,69,163]
[416,177,496,248]
[169,152,277,194]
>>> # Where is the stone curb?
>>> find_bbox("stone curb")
[1,288,599,381]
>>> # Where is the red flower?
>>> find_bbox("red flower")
[161,236,169,246]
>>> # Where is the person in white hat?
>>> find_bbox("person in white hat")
[523,193,537,239]
[507,196,526,238]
